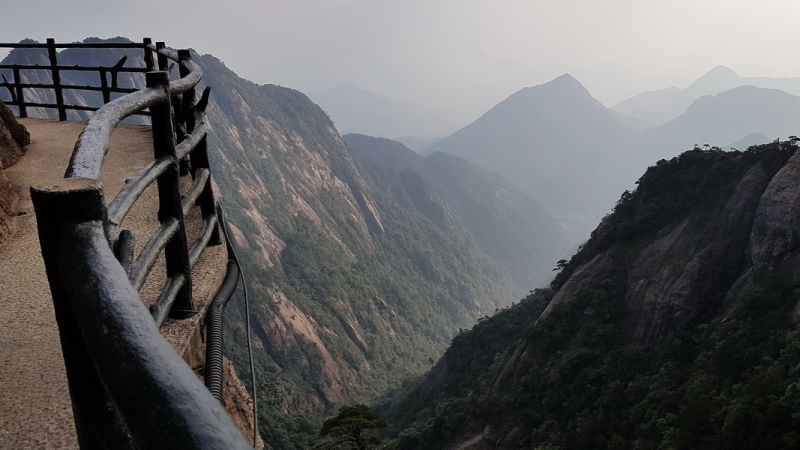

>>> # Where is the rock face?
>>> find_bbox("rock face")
[220,358,264,450]
[541,145,797,344]
[749,150,800,278]
[0,99,26,244]
[0,100,29,166]
[0,168,18,245]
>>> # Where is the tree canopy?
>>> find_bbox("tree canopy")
[317,404,387,450]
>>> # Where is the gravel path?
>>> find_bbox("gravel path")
[0,118,226,448]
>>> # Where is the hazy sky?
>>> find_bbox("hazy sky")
[4,0,800,114]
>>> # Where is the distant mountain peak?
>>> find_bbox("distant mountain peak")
[335,82,363,91]
[544,73,586,91]
[688,65,741,89]
[612,64,769,125]
[551,73,579,83]
[706,65,739,77]
[510,74,591,102]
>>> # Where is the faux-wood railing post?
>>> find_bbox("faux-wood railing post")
[142,37,155,71]
[146,71,194,318]
[99,69,111,104]
[189,88,222,246]
[46,38,67,121]
[30,179,134,450]
[176,49,194,176]
[12,66,26,118]
[178,50,196,134]
[156,42,168,71]
[155,42,190,175]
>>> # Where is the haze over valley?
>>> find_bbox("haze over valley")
[307,66,800,237]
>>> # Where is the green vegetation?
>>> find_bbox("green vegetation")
[315,404,387,450]
[384,275,800,450]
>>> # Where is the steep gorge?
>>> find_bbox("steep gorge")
[192,50,549,448]
[0,40,574,448]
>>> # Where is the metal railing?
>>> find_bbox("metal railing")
[10,39,253,449]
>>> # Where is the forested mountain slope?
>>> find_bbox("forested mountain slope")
[384,141,800,449]
[344,133,574,289]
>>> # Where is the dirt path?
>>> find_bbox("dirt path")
[0,118,226,448]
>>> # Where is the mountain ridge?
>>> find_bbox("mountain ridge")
[643,85,800,159]
[612,65,800,126]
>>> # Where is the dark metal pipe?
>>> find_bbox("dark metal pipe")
[204,260,239,400]
[205,204,258,444]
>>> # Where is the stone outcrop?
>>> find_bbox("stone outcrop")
[220,358,265,450]
[0,99,29,162]
[0,99,27,245]
[0,168,18,245]
[749,150,800,278]
[543,158,776,343]
[533,147,800,345]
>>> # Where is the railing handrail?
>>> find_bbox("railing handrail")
[0,41,148,49]
[0,64,149,72]
[22,39,253,448]
[65,45,201,180]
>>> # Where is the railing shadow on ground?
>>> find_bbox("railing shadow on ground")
[1,39,253,449]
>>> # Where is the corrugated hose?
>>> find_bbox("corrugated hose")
[205,203,258,446]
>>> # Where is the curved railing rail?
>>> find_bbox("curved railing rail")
[17,39,253,449]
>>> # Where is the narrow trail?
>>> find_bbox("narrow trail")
[0,118,226,448]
